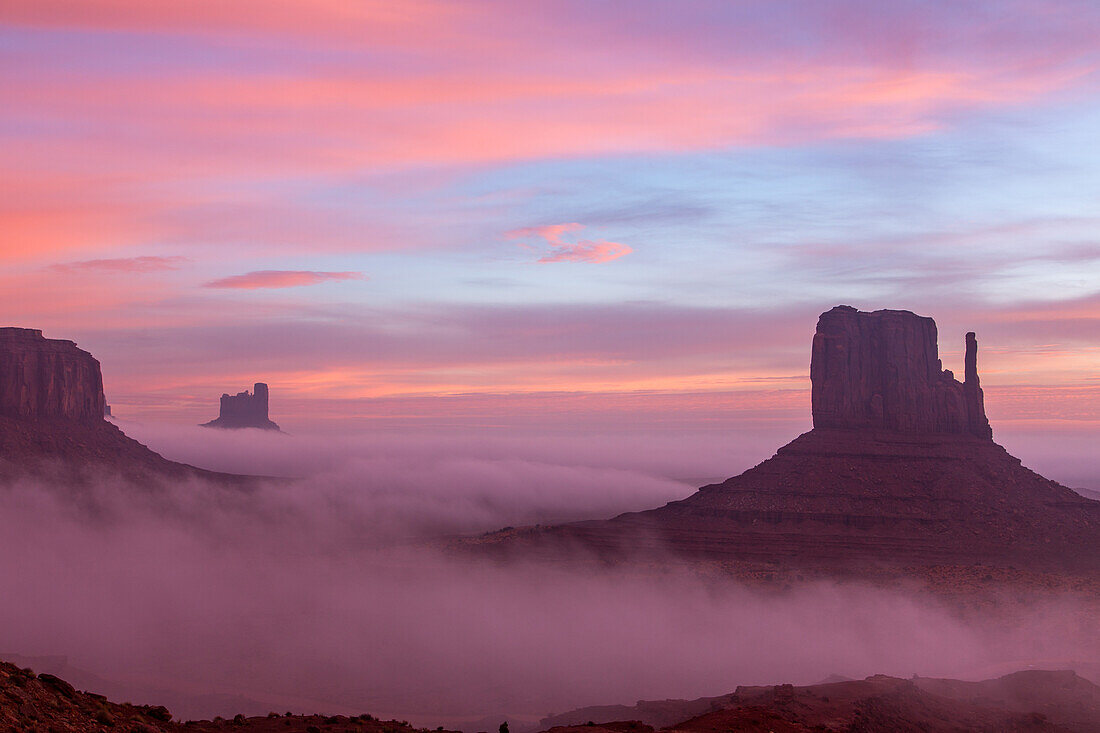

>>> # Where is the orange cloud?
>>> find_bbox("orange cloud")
[204,270,366,289]
[507,223,632,264]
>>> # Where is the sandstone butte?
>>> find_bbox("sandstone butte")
[810,305,992,439]
[0,327,248,484]
[201,382,281,431]
[470,306,1100,572]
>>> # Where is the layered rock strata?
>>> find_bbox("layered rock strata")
[0,328,106,424]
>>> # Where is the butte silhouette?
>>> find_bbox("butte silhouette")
[201,382,281,431]
[471,306,1100,572]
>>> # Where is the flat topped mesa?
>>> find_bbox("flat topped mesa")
[0,327,107,425]
[810,305,992,439]
[201,382,280,431]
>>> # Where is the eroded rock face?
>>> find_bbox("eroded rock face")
[201,382,280,430]
[0,327,106,425]
[810,305,992,439]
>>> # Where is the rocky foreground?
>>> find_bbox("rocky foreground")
[0,660,451,733]
[7,659,1100,733]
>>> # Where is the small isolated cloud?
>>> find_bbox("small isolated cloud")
[204,270,365,290]
[49,256,188,273]
[507,222,632,264]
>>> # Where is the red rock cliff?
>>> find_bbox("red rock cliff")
[0,328,106,425]
[810,306,992,439]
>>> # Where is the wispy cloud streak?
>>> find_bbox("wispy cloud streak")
[49,256,188,273]
[508,223,632,264]
[204,270,365,289]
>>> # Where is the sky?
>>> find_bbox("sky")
[2,1,1099,459]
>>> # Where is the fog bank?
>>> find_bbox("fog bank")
[1,424,1097,725]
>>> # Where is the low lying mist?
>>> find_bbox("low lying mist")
[1,424,1096,726]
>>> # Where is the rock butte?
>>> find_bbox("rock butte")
[201,382,281,431]
[0,327,106,424]
[811,305,992,439]
[0,327,249,483]
[474,305,1100,571]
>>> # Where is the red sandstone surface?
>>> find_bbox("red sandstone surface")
[0,328,106,425]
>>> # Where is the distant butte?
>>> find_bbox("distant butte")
[470,306,1100,572]
[201,382,281,431]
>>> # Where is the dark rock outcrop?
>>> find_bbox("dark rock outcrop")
[469,305,1099,572]
[0,658,456,733]
[540,670,1100,733]
[0,328,106,425]
[0,326,252,484]
[810,305,991,438]
[201,382,280,430]
[5,656,1099,733]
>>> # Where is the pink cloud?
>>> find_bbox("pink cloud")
[3,2,1098,263]
[507,223,632,264]
[538,241,632,264]
[49,256,188,273]
[1,2,1094,189]
[0,0,458,45]
[507,223,585,242]
[204,270,365,289]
